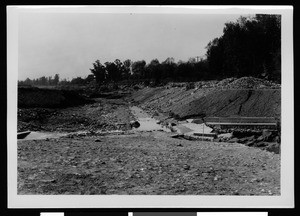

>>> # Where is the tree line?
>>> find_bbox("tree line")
[90,57,210,85]
[19,74,60,86]
[90,14,281,85]
[205,14,281,82]
[18,74,95,86]
[19,14,281,87]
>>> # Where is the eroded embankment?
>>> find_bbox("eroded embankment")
[18,88,135,133]
[18,87,93,108]
[132,87,281,119]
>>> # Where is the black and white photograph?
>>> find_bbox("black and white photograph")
[7,6,294,208]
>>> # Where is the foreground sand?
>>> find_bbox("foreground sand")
[18,131,280,195]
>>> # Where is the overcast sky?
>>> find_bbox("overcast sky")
[18,12,244,80]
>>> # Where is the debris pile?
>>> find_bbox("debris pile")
[215,129,280,154]
[224,77,280,89]
[167,77,280,90]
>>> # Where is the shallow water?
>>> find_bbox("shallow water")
[130,106,170,132]
[19,108,211,140]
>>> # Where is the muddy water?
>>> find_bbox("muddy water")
[20,131,67,140]
[130,106,171,132]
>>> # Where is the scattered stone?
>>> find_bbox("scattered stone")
[202,172,209,178]
[183,164,190,170]
[255,141,268,147]
[245,140,255,146]
[40,179,56,183]
[256,129,276,142]
[257,135,264,142]
[265,142,280,154]
[238,136,251,144]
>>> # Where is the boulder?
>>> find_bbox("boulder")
[265,142,280,154]
[245,140,255,146]
[218,133,233,139]
[257,135,265,142]
[254,141,268,147]
[261,129,275,142]
[239,135,255,144]
[256,130,274,142]
[130,120,140,128]
[183,164,190,170]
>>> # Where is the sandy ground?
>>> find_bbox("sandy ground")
[18,131,280,195]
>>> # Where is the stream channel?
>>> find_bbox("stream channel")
[18,106,171,140]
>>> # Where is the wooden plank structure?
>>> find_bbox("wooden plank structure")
[193,117,278,130]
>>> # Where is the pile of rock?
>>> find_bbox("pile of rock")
[215,77,237,88]
[215,129,280,154]
[194,80,219,89]
[224,77,280,89]
[167,76,280,90]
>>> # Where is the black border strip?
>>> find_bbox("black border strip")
[2,0,297,216]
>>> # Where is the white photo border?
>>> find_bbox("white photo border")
[7,5,294,208]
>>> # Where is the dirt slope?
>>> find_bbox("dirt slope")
[132,86,280,119]
[174,89,280,118]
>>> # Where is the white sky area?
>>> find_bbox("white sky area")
[18,13,245,80]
